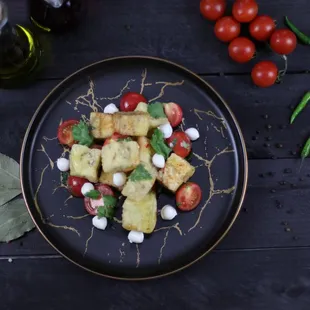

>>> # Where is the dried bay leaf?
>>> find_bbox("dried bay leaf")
[0,199,35,242]
[0,153,21,206]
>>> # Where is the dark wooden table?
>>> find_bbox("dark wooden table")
[2,1,310,309]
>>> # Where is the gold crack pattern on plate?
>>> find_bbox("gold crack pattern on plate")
[136,244,140,268]
[43,136,57,142]
[188,147,235,233]
[158,230,170,264]
[113,217,122,224]
[37,144,54,169]
[64,195,74,206]
[100,79,135,101]
[67,79,103,112]
[34,165,80,236]
[66,214,90,220]
[119,246,126,263]
[83,227,94,257]
[140,68,148,94]
[149,80,185,102]
[193,108,227,130]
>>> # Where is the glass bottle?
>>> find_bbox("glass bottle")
[28,0,82,33]
[0,1,42,88]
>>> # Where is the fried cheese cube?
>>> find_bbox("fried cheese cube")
[98,171,125,190]
[157,153,195,192]
[90,112,114,139]
[121,163,157,200]
[113,112,149,136]
[70,144,101,183]
[101,141,140,173]
[122,191,157,234]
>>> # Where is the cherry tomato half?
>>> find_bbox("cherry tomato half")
[249,15,276,41]
[164,102,183,127]
[84,184,115,215]
[103,133,128,146]
[67,176,88,197]
[228,37,255,63]
[214,16,241,42]
[166,131,192,158]
[200,0,226,21]
[176,182,202,211]
[57,120,79,147]
[270,29,297,55]
[251,61,278,88]
[232,0,258,23]
[120,92,147,112]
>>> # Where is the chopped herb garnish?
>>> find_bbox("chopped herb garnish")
[72,121,94,147]
[147,102,166,119]
[97,195,117,219]
[61,171,69,186]
[129,164,153,182]
[150,129,172,159]
[85,190,101,199]
[117,137,132,142]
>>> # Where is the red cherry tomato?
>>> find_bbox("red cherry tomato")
[270,29,297,55]
[200,0,226,21]
[228,37,255,63]
[164,102,183,127]
[214,16,241,42]
[67,176,88,198]
[251,61,278,88]
[120,92,147,112]
[166,131,192,158]
[176,182,202,211]
[57,120,79,147]
[232,0,258,23]
[84,184,115,215]
[103,133,128,146]
[249,15,276,41]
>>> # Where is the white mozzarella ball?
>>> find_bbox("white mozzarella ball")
[152,154,165,169]
[104,103,119,114]
[128,231,144,244]
[185,128,200,141]
[56,158,70,172]
[81,182,95,197]
[161,205,177,220]
[113,172,127,187]
[92,216,108,230]
[158,123,173,139]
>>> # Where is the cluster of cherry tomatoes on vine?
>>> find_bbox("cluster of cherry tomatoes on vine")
[200,0,297,87]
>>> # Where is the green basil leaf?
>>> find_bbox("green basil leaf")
[61,171,69,186]
[0,199,35,242]
[72,121,94,147]
[0,153,21,207]
[85,190,101,199]
[147,102,166,119]
[150,129,172,159]
[97,205,115,219]
[128,164,153,182]
[103,195,117,208]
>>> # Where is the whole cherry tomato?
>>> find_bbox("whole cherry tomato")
[176,182,202,211]
[67,176,88,197]
[232,0,258,23]
[214,16,241,42]
[251,61,278,88]
[200,0,226,21]
[164,102,183,127]
[120,92,147,112]
[228,37,255,63]
[166,131,192,158]
[270,29,297,55]
[249,15,276,41]
[57,120,79,147]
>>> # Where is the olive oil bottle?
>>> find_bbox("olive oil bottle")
[28,0,82,33]
[0,1,42,88]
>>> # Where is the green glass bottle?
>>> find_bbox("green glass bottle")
[0,1,42,88]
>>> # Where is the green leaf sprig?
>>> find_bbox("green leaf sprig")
[72,121,94,147]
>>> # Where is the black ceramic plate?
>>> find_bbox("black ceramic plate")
[21,56,247,280]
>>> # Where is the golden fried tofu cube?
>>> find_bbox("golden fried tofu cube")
[90,112,114,139]
[157,153,195,192]
[149,117,169,129]
[122,191,157,234]
[101,141,140,173]
[121,163,157,200]
[113,112,149,136]
[134,102,148,113]
[137,136,153,165]
[70,144,101,183]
